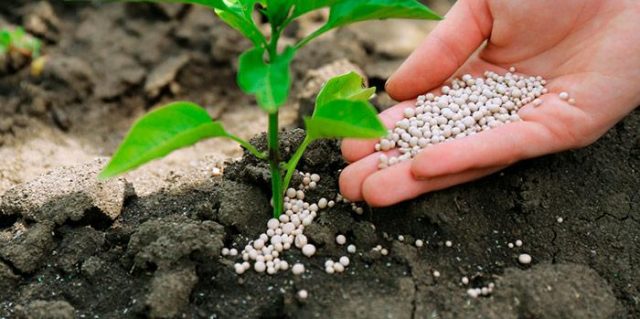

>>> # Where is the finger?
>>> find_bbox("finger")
[411,95,591,179]
[361,161,504,207]
[339,149,400,202]
[386,0,493,101]
[341,100,414,163]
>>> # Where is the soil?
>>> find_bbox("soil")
[1,1,638,319]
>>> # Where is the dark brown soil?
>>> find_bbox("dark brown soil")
[1,1,638,319]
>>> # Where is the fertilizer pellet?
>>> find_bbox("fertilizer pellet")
[415,239,424,247]
[302,244,316,257]
[234,263,246,274]
[467,282,494,298]
[254,261,266,273]
[398,235,405,242]
[508,243,514,249]
[515,240,523,247]
[557,217,564,223]
[339,256,350,267]
[433,270,440,278]
[318,198,328,209]
[297,290,308,299]
[325,266,335,274]
[336,234,346,245]
[292,263,305,275]
[380,248,389,256]
[333,263,345,273]
[518,253,532,265]
[222,248,229,256]
[467,288,481,298]
[461,277,469,285]
[347,244,357,254]
[445,240,453,247]
[559,92,569,100]
[377,70,550,167]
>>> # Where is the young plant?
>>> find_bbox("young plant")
[98,0,441,217]
[0,27,42,58]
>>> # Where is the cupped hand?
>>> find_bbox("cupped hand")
[340,0,640,207]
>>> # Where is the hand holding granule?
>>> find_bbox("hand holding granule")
[340,0,640,206]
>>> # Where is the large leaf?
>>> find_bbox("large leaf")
[100,102,228,178]
[315,72,375,108]
[296,0,440,48]
[237,46,296,113]
[305,99,386,139]
[290,0,338,18]
[325,0,441,28]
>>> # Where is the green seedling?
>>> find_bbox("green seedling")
[0,27,42,58]
[98,0,441,217]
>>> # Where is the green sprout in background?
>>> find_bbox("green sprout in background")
[0,26,42,58]
[99,0,441,218]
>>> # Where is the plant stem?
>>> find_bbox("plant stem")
[227,133,268,160]
[282,135,312,193]
[268,112,283,217]
[267,25,281,59]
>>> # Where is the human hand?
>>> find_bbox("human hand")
[339,0,640,207]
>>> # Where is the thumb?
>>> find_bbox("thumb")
[386,0,493,101]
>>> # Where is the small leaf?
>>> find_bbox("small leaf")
[215,0,266,46]
[215,8,265,46]
[0,30,10,55]
[325,0,441,28]
[305,99,386,139]
[315,72,375,108]
[100,102,228,178]
[0,30,11,47]
[264,0,293,26]
[237,46,296,113]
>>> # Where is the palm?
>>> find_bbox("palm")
[339,0,640,206]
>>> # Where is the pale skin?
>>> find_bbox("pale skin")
[340,0,640,207]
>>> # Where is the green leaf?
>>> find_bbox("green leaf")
[264,0,293,26]
[0,30,11,47]
[237,46,296,113]
[325,0,441,29]
[290,0,338,18]
[315,72,375,108]
[296,0,440,49]
[215,8,266,46]
[0,30,11,55]
[215,0,266,46]
[305,99,386,139]
[100,101,229,178]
